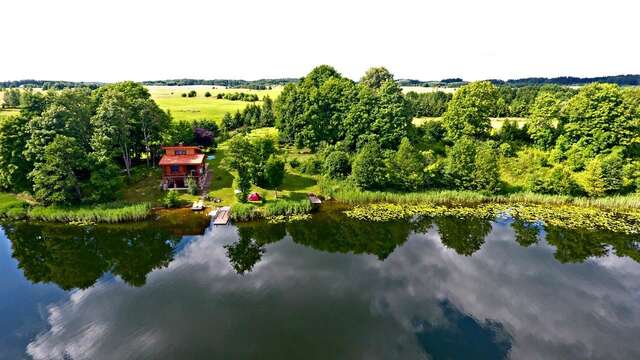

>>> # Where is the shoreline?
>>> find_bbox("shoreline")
[2,191,640,235]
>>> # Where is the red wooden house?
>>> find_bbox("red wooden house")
[159,145,208,190]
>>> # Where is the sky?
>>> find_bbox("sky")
[1,0,638,82]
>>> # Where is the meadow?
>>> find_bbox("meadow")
[148,85,283,123]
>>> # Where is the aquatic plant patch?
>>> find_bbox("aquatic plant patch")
[344,203,640,234]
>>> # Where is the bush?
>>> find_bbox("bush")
[181,93,187,98]
[204,91,211,97]
[352,142,388,190]
[289,158,301,169]
[323,150,351,179]
[233,170,252,203]
[444,137,477,189]
[528,165,583,196]
[186,177,198,195]
[473,141,501,193]
[163,190,181,208]
[187,90,197,98]
[300,157,323,175]
[264,155,285,188]
[499,143,514,157]
[584,150,625,197]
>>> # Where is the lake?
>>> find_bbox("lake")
[1,211,639,360]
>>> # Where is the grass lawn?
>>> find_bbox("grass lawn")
[120,127,318,210]
[148,86,282,123]
[207,127,321,208]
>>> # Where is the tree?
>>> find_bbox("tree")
[473,141,501,193]
[562,83,636,153]
[0,115,32,191]
[444,137,477,190]
[584,149,625,197]
[259,95,275,126]
[263,155,285,188]
[91,91,134,177]
[86,159,123,203]
[442,81,498,141]
[360,67,394,90]
[2,88,21,107]
[351,142,388,189]
[30,135,87,205]
[372,80,412,149]
[387,138,426,191]
[323,150,351,179]
[528,165,582,196]
[528,92,562,149]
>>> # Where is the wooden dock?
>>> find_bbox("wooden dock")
[211,206,231,225]
[308,193,322,205]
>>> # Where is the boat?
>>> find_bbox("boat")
[191,200,205,211]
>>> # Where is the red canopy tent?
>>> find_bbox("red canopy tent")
[247,192,262,202]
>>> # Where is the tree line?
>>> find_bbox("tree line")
[273,66,640,197]
[0,82,174,205]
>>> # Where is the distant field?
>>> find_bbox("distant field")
[401,86,457,94]
[147,85,283,123]
[413,116,528,128]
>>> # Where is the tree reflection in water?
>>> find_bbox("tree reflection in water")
[434,216,492,256]
[3,222,182,290]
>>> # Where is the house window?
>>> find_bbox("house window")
[170,165,180,173]
[175,150,187,155]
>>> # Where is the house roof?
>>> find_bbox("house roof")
[159,154,205,166]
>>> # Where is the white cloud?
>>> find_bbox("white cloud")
[1,0,638,82]
[25,222,640,360]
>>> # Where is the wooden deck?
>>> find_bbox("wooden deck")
[308,194,322,205]
[211,206,231,225]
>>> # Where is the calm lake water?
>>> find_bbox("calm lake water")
[1,211,639,360]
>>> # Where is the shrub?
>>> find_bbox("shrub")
[565,140,596,171]
[264,155,285,188]
[300,157,323,175]
[323,150,351,179]
[187,90,197,98]
[444,137,477,189]
[204,91,212,97]
[351,142,388,190]
[186,177,199,195]
[499,143,514,157]
[289,158,301,169]
[181,93,187,98]
[473,141,501,193]
[528,165,583,196]
[584,150,625,197]
[234,170,252,203]
[387,138,426,191]
[163,190,181,208]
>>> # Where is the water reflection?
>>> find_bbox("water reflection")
[2,221,200,290]
[1,213,640,359]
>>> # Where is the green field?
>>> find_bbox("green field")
[148,85,283,123]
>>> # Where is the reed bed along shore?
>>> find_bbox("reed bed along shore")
[231,199,313,222]
[320,182,640,211]
[28,202,151,224]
